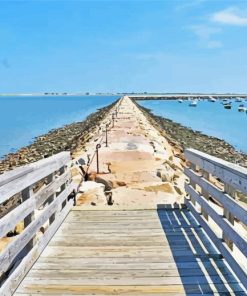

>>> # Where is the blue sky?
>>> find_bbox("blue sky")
[0,0,247,93]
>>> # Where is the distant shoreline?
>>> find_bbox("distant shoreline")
[1,93,247,97]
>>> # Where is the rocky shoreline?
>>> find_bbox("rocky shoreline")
[134,100,247,168]
[0,100,118,174]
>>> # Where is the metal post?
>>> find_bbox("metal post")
[96,144,101,174]
[105,124,108,147]
[112,114,115,128]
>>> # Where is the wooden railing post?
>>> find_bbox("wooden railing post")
[201,170,210,220]
[22,186,35,251]
[59,165,67,209]
[47,173,56,225]
[223,183,236,250]
[189,162,197,206]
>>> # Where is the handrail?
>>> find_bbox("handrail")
[184,148,247,290]
[0,152,76,295]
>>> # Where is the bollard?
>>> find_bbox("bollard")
[96,143,101,174]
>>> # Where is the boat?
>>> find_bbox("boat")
[238,104,246,112]
[209,96,216,102]
[189,99,198,107]
[236,97,243,102]
[178,99,183,103]
[223,102,232,109]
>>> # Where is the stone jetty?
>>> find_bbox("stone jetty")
[73,96,186,208]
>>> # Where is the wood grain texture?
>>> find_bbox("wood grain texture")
[184,148,247,194]
[13,209,245,295]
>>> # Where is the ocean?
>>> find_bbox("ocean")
[0,95,118,158]
[138,99,247,153]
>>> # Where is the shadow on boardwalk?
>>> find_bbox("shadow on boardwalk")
[157,204,245,295]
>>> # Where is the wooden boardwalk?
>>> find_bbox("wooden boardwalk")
[14,207,245,295]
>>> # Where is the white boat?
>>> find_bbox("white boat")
[189,99,198,107]
[178,99,183,103]
[209,96,216,102]
[236,97,243,102]
[238,104,246,112]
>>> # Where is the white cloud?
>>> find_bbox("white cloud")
[211,7,247,26]
[189,25,222,48]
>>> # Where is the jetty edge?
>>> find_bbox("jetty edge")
[0,99,119,175]
[0,95,246,295]
[132,99,247,169]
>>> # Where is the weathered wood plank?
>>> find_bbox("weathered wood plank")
[185,183,247,257]
[0,201,73,296]
[0,183,76,274]
[21,273,240,285]
[14,283,246,295]
[184,148,247,194]
[185,199,247,290]
[0,152,70,204]
[0,171,70,238]
[185,168,247,226]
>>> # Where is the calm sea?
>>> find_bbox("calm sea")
[0,95,118,158]
[138,99,247,153]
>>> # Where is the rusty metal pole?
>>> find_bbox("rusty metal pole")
[105,124,108,147]
[112,114,115,128]
[96,143,101,174]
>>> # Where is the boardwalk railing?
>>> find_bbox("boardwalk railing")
[184,148,247,289]
[0,152,77,296]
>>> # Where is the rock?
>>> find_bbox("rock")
[78,181,105,193]
[95,176,113,192]
[156,164,175,182]
[174,185,183,195]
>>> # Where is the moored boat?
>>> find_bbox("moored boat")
[178,99,183,103]
[209,96,216,102]
[189,99,198,107]
[223,102,232,109]
[238,104,246,112]
[236,97,243,102]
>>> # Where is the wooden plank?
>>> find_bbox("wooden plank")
[185,183,247,257]
[34,257,230,270]
[26,266,234,277]
[0,171,71,238]
[21,273,240,285]
[0,183,76,274]
[0,167,33,187]
[0,201,73,296]
[185,168,247,226]
[184,148,247,194]
[41,245,221,260]
[14,283,246,295]
[185,199,247,290]
[0,152,71,204]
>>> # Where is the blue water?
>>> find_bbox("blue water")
[0,95,118,157]
[138,99,247,153]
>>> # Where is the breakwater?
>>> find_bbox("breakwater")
[0,100,119,174]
